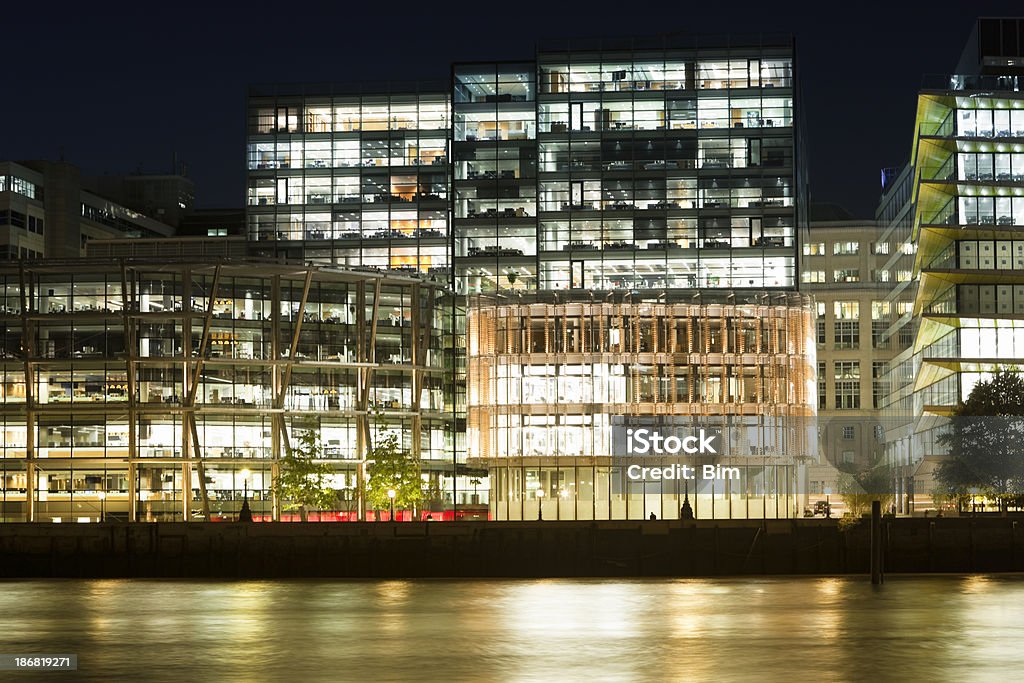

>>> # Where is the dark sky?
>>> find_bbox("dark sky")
[4,1,1022,218]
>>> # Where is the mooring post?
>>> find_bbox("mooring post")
[871,500,883,584]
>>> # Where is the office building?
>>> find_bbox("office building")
[0,161,175,260]
[240,33,812,520]
[467,291,816,520]
[453,37,800,293]
[800,214,914,508]
[87,170,195,229]
[454,35,810,519]
[245,83,451,274]
[0,259,458,522]
[882,17,1024,511]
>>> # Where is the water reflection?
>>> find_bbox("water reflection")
[1,576,1022,682]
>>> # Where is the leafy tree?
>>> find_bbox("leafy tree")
[837,454,895,518]
[936,370,1024,511]
[365,433,423,518]
[274,416,337,522]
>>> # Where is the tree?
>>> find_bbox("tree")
[365,433,422,519]
[837,454,895,518]
[274,416,337,522]
[936,370,1024,511]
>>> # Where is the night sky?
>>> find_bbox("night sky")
[4,1,1022,219]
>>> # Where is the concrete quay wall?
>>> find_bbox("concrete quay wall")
[1,518,1022,578]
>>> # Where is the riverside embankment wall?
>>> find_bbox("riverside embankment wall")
[1,518,1022,578]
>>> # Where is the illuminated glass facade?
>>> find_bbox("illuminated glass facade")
[467,292,816,520]
[246,85,451,275]
[0,260,461,522]
[453,37,801,294]
[245,36,803,293]
[883,18,1024,510]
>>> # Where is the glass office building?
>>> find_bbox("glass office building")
[246,84,451,275]
[467,292,816,520]
[0,259,458,522]
[453,37,800,293]
[241,33,811,521]
[882,18,1024,510]
[246,36,802,292]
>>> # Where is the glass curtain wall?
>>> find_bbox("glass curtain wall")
[535,45,796,291]
[466,293,817,520]
[247,88,451,277]
[0,261,454,522]
[453,63,538,293]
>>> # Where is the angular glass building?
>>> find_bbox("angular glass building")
[883,18,1024,510]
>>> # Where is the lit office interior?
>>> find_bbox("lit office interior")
[453,63,540,293]
[466,292,817,520]
[0,261,469,522]
[246,89,451,273]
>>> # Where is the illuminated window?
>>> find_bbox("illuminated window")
[833,241,859,255]
[818,361,827,409]
[833,269,859,283]
[802,242,825,256]
[816,302,826,345]
[872,361,887,409]
[834,361,860,409]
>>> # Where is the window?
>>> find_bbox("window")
[833,241,859,255]
[872,241,891,255]
[10,176,38,199]
[835,321,859,349]
[818,361,827,410]
[801,270,825,283]
[873,361,887,409]
[842,426,855,440]
[276,106,299,133]
[803,242,825,256]
[835,361,860,409]
[834,301,859,349]
[816,302,826,345]
[871,301,891,349]
[833,269,860,283]
[841,450,855,464]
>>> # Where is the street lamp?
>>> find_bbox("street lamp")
[387,488,396,521]
[97,490,106,523]
[536,487,545,521]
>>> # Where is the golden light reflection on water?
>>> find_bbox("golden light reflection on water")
[1,576,1023,682]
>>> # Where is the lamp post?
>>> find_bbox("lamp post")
[98,490,106,523]
[536,487,545,521]
[387,488,396,522]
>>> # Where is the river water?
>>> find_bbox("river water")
[1,576,1021,681]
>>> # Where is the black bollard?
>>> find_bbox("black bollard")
[871,500,883,584]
